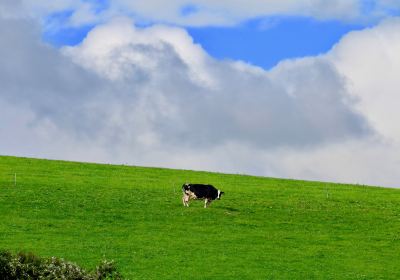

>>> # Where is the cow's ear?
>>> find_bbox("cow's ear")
[221,192,225,195]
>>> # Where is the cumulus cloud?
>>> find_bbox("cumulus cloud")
[0,18,115,138]
[1,12,400,187]
[279,17,400,187]
[329,18,400,142]
[62,18,369,149]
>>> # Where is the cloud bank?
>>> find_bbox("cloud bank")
[1,0,400,27]
[1,10,400,187]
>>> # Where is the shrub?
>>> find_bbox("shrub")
[0,250,123,280]
[0,250,14,279]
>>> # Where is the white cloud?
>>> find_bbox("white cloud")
[1,0,400,27]
[62,18,368,148]
[63,18,214,86]
[329,18,400,142]
[277,17,400,187]
[1,14,400,187]
[269,139,400,188]
[249,17,400,188]
[110,0,361,26]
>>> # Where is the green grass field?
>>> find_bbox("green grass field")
[1,155,399,279]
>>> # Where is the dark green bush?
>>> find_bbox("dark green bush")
[0,250,123,280]
[0,250,14,279]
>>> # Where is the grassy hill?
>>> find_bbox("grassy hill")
[0,155,399,279]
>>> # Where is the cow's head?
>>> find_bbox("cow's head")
[217,190,225,200]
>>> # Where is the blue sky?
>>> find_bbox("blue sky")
[188,17,367,69]
[44,14,368,69]
[40,0,400,69]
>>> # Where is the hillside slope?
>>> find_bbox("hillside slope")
[0,155,399,279]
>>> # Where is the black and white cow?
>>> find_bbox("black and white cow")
[182,183,224,208]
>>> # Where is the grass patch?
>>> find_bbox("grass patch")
[1,155,400,279]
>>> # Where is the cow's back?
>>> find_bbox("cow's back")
[187,184,218,199]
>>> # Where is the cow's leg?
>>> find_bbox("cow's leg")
[182,193,189,207]
[204,199,209,208]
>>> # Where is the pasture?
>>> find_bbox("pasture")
[0,155,400,279]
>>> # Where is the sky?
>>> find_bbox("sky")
[1,0,400,187]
